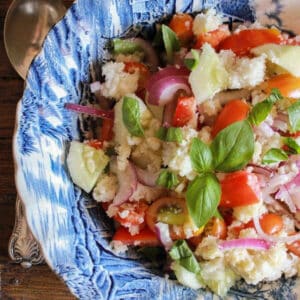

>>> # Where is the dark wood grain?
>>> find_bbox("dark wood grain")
[0,1,76,299]
[0,256,76,299]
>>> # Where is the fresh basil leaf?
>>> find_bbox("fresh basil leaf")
[156,127,167,140]
[122,96,144,137]
[186,173,221,228]
[112,38,141,54]
[189,138,213,173]
[288,101,300,133]
[262,148,288,164]
[284,137,300,154]
[166,127,183,143]
[184,49,200,70]
[248,88,283,126]
[213,209,222,219]
[169,240,201,274]
[211,120,254,172]
[156,170,179,189]
[156,127,183,143]
[267,88,283,104]
[248,101,273,126]
[162,24,180,62]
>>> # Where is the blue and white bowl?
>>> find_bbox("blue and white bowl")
[13,0,300,298]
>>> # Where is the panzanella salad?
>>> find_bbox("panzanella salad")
[66,9,300,296]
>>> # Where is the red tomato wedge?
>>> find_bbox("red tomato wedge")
[172,96,196,127]
[194,25,230,49]
[265,74,300,98]
[287,239,300,257]
[114,202,149,229]
[86,139,103,149]
[101,118,114,141]
[218,29,281,56]
[219,171,261,207]
[231,213,283,237]
[112,226,160,246]
[169,13,194,43]
[211,99,250,137]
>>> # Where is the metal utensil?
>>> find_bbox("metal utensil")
[4,0,66,79]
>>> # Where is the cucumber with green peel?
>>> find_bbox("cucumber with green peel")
[67,141,109,193]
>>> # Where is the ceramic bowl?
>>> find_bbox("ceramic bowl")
[13,0,300,298]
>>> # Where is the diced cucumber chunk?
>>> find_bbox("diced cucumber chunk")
[189,44,228,103]
[67,141,109,193]
[251,44,300,77]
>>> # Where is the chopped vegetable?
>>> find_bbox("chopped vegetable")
[219,171,260,207]
[265,74,300,98]
[65,103,114,120]
[219,238,271,250]
[156,170,179,189]
[211,99,250,137]
[169,13,194,43]
[67,141,109,193]
[218,29,281,56]
[172,96,196,127]
[112,226,160,246]
[251,44,300,77]
[162,24,180,62]
[211,120,254,172]
[194,24,230,49]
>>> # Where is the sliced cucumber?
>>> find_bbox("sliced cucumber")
[189,44,228,103]
[67,141,109,193]
[251,44,300,77]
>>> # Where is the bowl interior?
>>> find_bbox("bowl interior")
[13,0,300,299]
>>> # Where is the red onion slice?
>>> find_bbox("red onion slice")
[275,185,297,213]
[147,76,191,106]
[135,166,159,187]
[65,103,114,120]
[113,162,138,206]
[155,222,173,250]
[162,99,177,127]
[219,238,272,250]
[146,66,190,88]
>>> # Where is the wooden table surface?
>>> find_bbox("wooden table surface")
[0,1,76,299]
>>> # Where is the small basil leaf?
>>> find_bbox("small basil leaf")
[186,173,221,228]
[156,170,179,189]
[189,138,213,173]
[211,120,254,172]
[156,127,167,140]
[113,38,141,54]
[166,127,183,143]
[288,101,300,133]
[162,24,180,62]
[156,127,182,143]
[213,209,222,219]
[262,148,288,164]
[248,88,283,126]
[267,88,283,104]
[169,240,201,274]
[284,137,300,154]
[122,96,144,137]
[184,49,200,70]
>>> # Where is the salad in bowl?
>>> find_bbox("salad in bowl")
[64,8,300,297]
